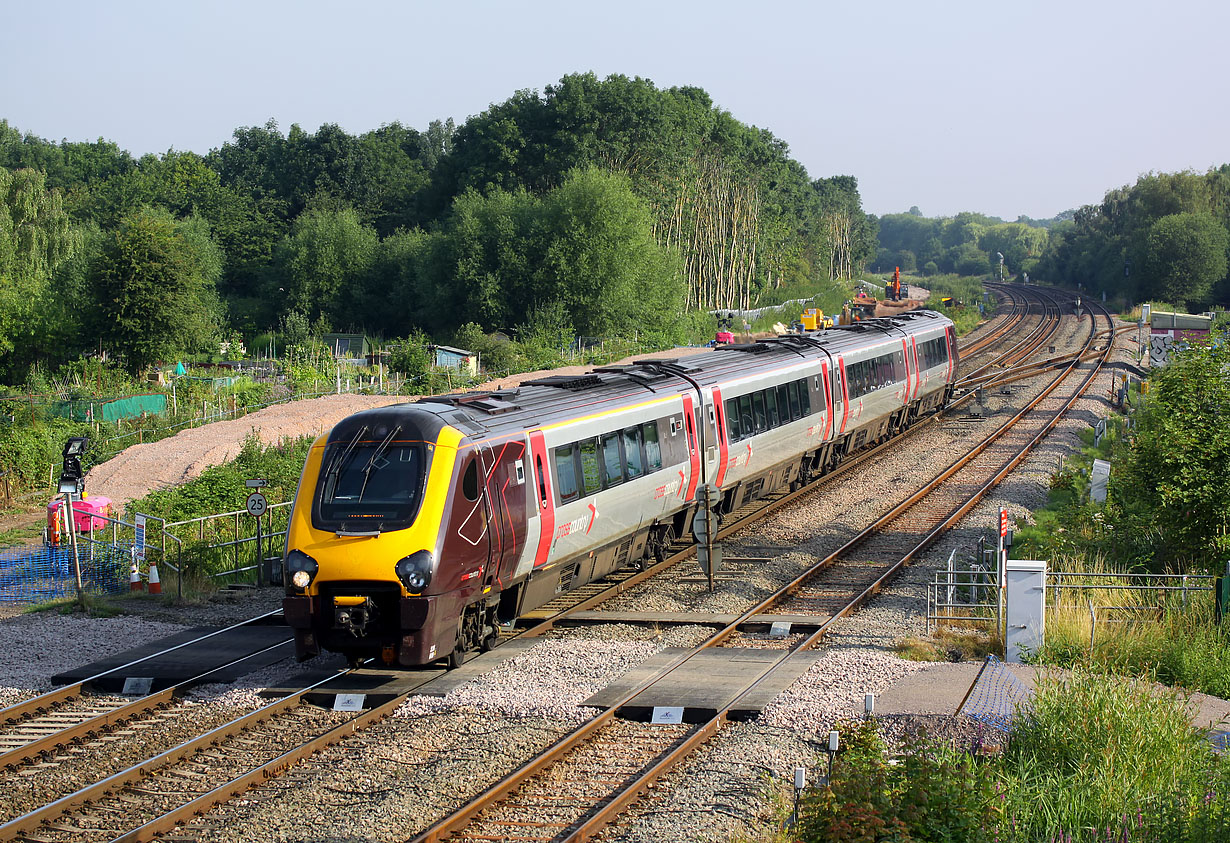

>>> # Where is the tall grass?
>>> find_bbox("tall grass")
[1000,669,1226,840]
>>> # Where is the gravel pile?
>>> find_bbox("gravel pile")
[85,393,407,512]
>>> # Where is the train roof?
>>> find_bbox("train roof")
[376,309,952,440]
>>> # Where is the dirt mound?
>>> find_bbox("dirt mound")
[85,393,406,512]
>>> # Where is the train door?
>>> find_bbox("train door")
[681,394,701,501]
[820,362,834,439]
[909,337,921,401]
[712,386,731,487]
[449,448,492,584]
[525,430,555,578]
[834,356,849,435]
[475,439,528,589]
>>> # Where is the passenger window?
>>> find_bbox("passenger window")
[798,378,812,415]
[765,388,780,428]
[580,439,601,494]
[788,381,801,419]
[726,398,741,442]
[601,433,624,486]
[642,422,662,470]
[737,394,753,436]
[555,446,579,503]
[462,458,480,502]
[623,427,644,479]
[752,392,767,432]
[777,384,793,422]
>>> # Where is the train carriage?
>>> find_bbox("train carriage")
[282,310,959,668]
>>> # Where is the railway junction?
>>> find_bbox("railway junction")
[0,286,1207,843]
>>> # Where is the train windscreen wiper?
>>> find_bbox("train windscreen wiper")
[323,425,369,498]
[357,425,402,502]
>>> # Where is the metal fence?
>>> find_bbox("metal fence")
[161,501,291,584]
[928,561,1216,637]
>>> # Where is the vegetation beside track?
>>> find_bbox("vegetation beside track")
[777,671,1230,843]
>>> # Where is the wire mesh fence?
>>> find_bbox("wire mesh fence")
[0,543,130,602]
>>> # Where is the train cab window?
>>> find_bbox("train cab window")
[725,398,741,442]
[555,445,579,503]
[601,433,624,487]
[462,458,480,502]
[764,388,780,428]
[751,392,767,432]
[643,421,662,470]
[623,426,644,479]
[579,439,601,495]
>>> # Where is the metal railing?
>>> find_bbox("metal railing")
[927,565,1216,635]
[161,501,292,585]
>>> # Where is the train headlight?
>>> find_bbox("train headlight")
[395,550,434,592]
[286,549,319,590]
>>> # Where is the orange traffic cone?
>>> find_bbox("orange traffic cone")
[130,560,144,592]
[148,560,162,595]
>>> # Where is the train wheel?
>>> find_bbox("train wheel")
[447,646,470,669]
[653,525,676,563]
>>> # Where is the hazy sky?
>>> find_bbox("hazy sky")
[4,0,1227,220]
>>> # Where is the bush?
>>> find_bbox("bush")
[797,719,995,842]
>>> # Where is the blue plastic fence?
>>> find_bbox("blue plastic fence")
[0,544,130,602]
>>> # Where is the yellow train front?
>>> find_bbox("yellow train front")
[281,404,498,668]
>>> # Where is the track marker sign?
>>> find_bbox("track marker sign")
[651,706,685,724]
[134,514,146,561]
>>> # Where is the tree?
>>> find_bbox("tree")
[0,168,80,361]
[531,167,684,337]
[1142,212,1229,307]
[88,209,223,373]
[272,205,378,327]
[1112,338,1230,571]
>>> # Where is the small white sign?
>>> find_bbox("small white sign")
[651,706,685,724]
[769,621,792,638]
[122,677,154,696]
[333,693,366,712]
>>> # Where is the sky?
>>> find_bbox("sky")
[3,0,1227,221]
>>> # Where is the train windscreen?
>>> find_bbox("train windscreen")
[312,432,427,531]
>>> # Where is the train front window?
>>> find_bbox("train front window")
[314,436,425,530]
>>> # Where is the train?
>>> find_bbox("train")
[281,309,960,668]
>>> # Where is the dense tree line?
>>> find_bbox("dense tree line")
[0,73,875,379]
[873,206,1056,279]
[1033,168,1230,309]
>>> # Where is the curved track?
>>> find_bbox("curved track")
[407,286,1111,843]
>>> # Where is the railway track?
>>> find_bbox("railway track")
[406,287,1112,843]
[0,613,289,772]
[0,286,1087,842]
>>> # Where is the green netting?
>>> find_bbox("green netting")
[32,393,168,423]
[99,394,166,422]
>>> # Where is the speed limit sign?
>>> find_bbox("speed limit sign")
[245,491,268,517]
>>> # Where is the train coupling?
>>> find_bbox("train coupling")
[333,595,377,637]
